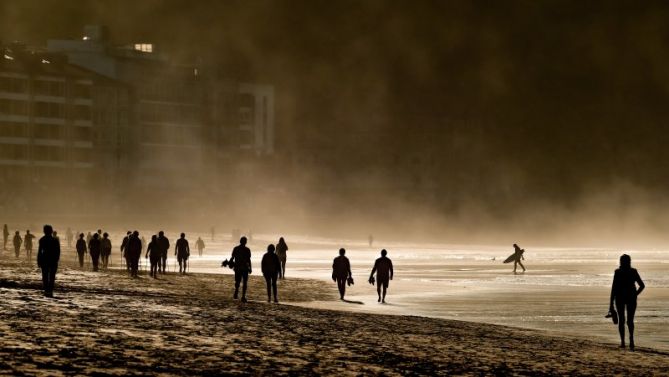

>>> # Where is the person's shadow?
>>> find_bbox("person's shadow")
[342,299,364,305]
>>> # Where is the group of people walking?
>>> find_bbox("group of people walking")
[331,247,394,303]
[3,225,36,259]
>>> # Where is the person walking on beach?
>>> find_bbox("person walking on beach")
[276,237,288,279]
[88,233,102,271]
[332,248,352,300]
[145,235,160,278]
[13,231,22,257]
[229,237,252,302]
[370,249,394,303]
[609,254,645,351]
[66,227,73,248]
[37,225,60,297]
[512,244,526,273]
[261,244,281,303]
[76,233,87,268]
[195,237,205,257]
[368,234,374,247]
[3,224,8,251]
[157,231,170,274]
[101,232,112,269]
[121,231,131,271]
[127,231,142,278]
[175,233,190,275]
[86,232,92,245]
[24,230,35,258]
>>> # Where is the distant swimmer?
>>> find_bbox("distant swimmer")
[37,225,60,298]
[503,244,526,273]
[127,231,142,278]
[157,231,170,274]
[276,237,288,279]
[66,227,73,248]
[261,244,281,303]
[196,237,205,257]
[121,231,131,271]
[175,233,190,275]
[2,224,8,250]
[229,237,252,302]
[13,231,22,257]
[332,248,353,300]
[89,233,101,271]
[24,230,35,258]
[609,254,645,351]
[146,235,160,278]
[76,233,87,268]
[101,232,112,269]
[369,249,394,303]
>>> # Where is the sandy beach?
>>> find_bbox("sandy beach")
[1,257,668,376]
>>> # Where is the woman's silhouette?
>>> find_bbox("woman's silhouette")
[609,254,645,350]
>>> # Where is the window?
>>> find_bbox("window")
[0,144,27,160]
[73,148,92,163]
[0,99,29,116]
[73,105,91,120]
[33,145,64,162]
[0,77,28,93]
[73,126,92,141]
[34,124,62,139]
[73,84,91,99]
[34,80,65,97]
[35,102,64,118]
[0,122,26,137]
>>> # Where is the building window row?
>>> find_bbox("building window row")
[0,144,92,163]
[0,77,91,99]
[138,82,203,104]
[0,99,90,119]
[140,102,203,124]
[0,121,92,141]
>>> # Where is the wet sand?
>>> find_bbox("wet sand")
[1,258,669,376]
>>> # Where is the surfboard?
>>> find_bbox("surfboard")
[503,253,517,263]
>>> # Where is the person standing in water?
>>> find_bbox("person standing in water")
[175,233,190,275]
[261,244,281,303]
[332,248,352,300]
[370,249,394,303]
[13,231,22,257]
[101,232,112,269]
[37,225,60,298]
[76,233,87,268]
[195,237,205,257]
[609,254,645,351]
[229,237,252,302]
[275,237,288,279]
[145,235,160,278]
[24,230,35,258]
[3,224,9,251]
[88,233,102,271]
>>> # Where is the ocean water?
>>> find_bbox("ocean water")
[84,231,669,350]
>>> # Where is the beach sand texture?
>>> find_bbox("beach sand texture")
[1,259,668,376]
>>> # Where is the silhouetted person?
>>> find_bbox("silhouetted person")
[276,237,288,279]
[157,231,170,274]
[121,231,131,271]
[511,244,526,273]
[332,248,352,300]
[261,244,281,303]
[24,230,35,258]
[146,235,160,278]
[196,237,205,257]
[37,225,60,298]
[86,232,92,245]
[368,234,373,247]
[13,231,22,257]
[370,249,394,303]
[89,233,101,271]
[127,231,142,277]
[2,224,8,251]
[76,233,87,268]
[610,254,645,351]
[101,232,112,269]
[175,233,190,275]
[229,237,252,302]
[66,227,73,248]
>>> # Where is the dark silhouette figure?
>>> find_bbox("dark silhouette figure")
[101,232,112,269]
[66,227,73,248]
[76,233,87,268]
[37,225,60,297]
[175,233,190,275]
[229,237,252,302]
[13,231,22,257]
[121,231,131,271]
[332,248,352,300]
[88,233,101,271]
[504,244,526,273]
[127,231,142,277]
[368,234,373,247]
[261,244,281,303]
[276,237,288,279]
[146,235,160,278]
[196,237,205,257]
[157,231,170,274]
[86,232,92,245]
[610,254,645,351]
[370,249,394,303]
[24,230,35,258]
[2,224,8,250]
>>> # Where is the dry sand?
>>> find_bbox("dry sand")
[1,258,668,376]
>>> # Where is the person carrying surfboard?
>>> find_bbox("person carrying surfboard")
[503,243,526,273]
